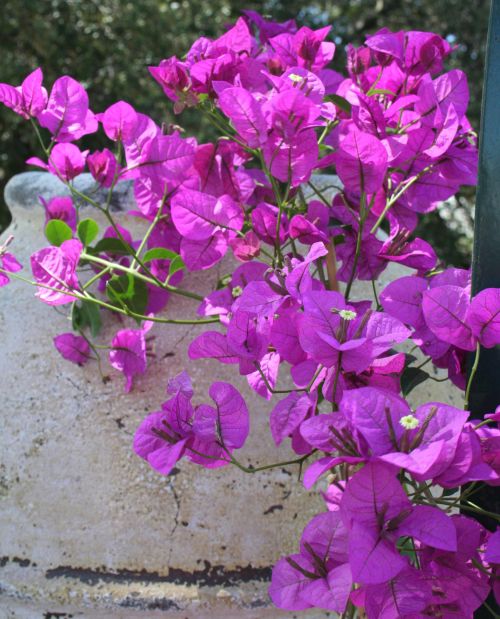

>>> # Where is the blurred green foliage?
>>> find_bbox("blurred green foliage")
[0,0,490,264]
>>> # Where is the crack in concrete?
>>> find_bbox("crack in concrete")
[170,323,198,353]
[64,375,86,395]
[166,482,181,566]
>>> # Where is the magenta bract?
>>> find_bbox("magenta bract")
[30,239,82,305]
[0,250,22,287]
[134,373,249,474]
[54,333,91,365]
[4,13,500,617]
[38,75,97,142]
[0,68,47,119]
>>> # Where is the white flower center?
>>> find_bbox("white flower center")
[231,285,243,298]
[339,309,357,321]
[399,414,420,430]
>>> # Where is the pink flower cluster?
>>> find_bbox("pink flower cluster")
[1,11,499,618]
[270,467,498,616]
[134,371,249,473]
[381,269,500,389]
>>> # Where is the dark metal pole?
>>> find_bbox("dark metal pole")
[469,0,500,519]
[469,0,500,615]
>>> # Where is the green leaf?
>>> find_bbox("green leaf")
[368,88,397,97]
[106,272,148,318]
[142,247,178,263]
[401,367,430,397]
[77,218,99,246]
[72,298,102,337]
[325,94,352,114]
[91,237,133,256]
[168,254,185,278]
[81,299,102,337]
[405,353,418,366]
[71,302,82,332]
[398,536,418,560]
[45,219,73,246]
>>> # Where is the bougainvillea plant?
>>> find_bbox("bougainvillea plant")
[1,12,500,618]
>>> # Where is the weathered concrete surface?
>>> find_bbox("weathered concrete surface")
[0,173,333,618]
[0,172,462,617]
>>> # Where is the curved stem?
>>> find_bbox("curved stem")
[344,196,367,300]
[308,181,330,205]
[130,194,168,271]
[371,279,380,308]
[77,328,108,381]
[83,266,110,290]
[326,240,339,292]
[369,166,434,234]
[81,252,203,301]
[331,354,343,411]
[253,362,300,395]
[80,292,218,324]
[465,341,481,410]
[0,267,216,325]
[229,450,315,474]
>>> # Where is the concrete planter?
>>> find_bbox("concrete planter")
[0,173,461,618]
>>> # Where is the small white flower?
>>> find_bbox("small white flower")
[399,414,420,430]
[231,285,243,298]
[288,73,304,83]
[339,309,357,321]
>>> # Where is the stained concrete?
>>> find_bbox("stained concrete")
[0,172,462,617]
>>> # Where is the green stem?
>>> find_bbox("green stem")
[68,184,101,209]
[366,67,384,96]
[81,252,203,301]
[317,120,338,145]
[76,328,108,381]
[254,362,300,395]
[316,258,329,289]
[482,601,500,619]
[201,106,256,154]
[229,451,314,474]
[82,252,160,286]
[369,167,434,234]
[420,496,500,521]
[130,186,170,271]
[80,292,218,324]
[421,484,438,506]
[1,267,216,325]
[260,151,287,267]
[307,181,339,206]
[307,364,324,392]
[465,341,481,410]
[413,357,431,371]
[82,266,110,290]
[371,279,380,308]
[443,483,477,510]
[331,354,343,410]
[96,207,169,286]
[1,267,84,298]
[408,480,434,502]
[344,196,367,300]
[427,375,449,383]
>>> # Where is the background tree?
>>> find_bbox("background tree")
[0,0,489,264]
